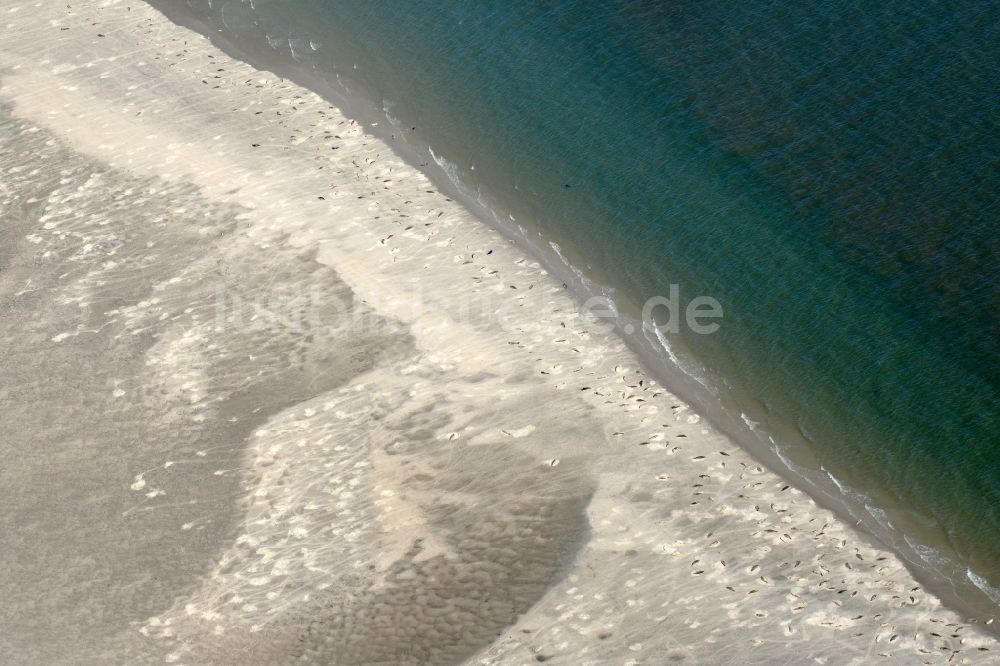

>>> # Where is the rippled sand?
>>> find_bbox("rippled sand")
[0,1,996,664]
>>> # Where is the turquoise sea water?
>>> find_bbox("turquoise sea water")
[164,0,999,611]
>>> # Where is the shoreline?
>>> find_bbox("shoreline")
[144,0,1000,630]
[0,1,996,663]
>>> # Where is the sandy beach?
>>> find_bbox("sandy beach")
[0,1,996,664]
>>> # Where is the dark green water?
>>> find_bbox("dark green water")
[170,0,999,608]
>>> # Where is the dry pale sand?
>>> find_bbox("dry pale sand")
[0,1,996,664]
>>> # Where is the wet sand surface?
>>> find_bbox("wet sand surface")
[0,1,996,664]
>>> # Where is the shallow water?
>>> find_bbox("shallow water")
[165,0,999,608]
